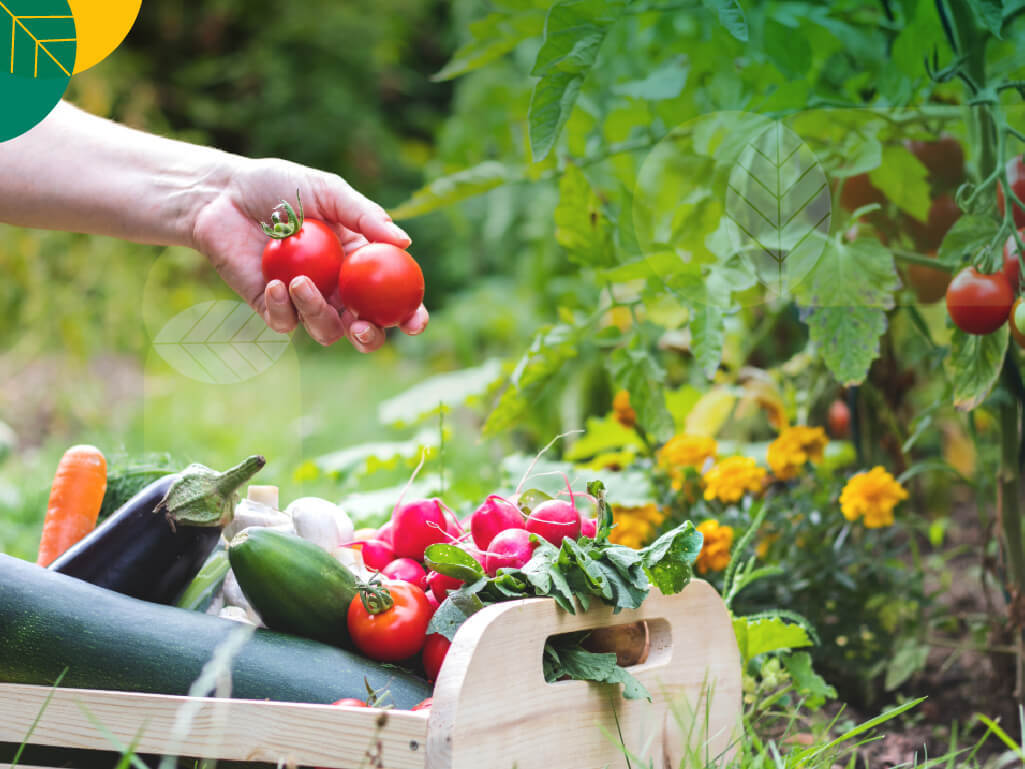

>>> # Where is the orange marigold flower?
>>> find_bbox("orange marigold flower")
[658,434,718,490]
[608,502,665,549]
[612,390,637,429]
[767,426,828,481]
[702,456,767,503]
[839,466,908,528]
[695,519,734,574]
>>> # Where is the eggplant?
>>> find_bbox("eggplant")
[50,455,264,605]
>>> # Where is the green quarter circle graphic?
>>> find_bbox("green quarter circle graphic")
[0,0,76,143]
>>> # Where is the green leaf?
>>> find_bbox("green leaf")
[732,614,813,665]
[432,11,545,81]
[607,344,675,441]
[427,594,481,641]
[762,19,811,80]
[948,327,1007,411]
[314,428,441,477]
[889,0,945,80]
[883,639,930,691]
[967,0,1004,38]
[805,306,888,386]
[565,416,643,461]
[380,359,503,427]
[555,164,614,267]
[390,162,515,219]
[612,58,688,100]
[424,544,486,582]
[702,0,748,41]
[869,145,931,222]
[544,643,651,700]
[638,521,702,595]
[938,215,1001,268]
[689,303,725,379]
[529,71,586,162]
[782,651,836,708]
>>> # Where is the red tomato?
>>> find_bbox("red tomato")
[839,173,886,212]
[905,135,964,190]
[422,633,451,682]
[1011,298,1025,349]
[906,251,951,304]
[347,582,432,662]
[998,156,1025,230]
[945,268,1014,335]
[411,697,433,711]
[331,697,368,707]
[261,192,344,297]
[1004,230,1024,292]
[827,399,851,439]
[337,243,425,328]
[905,195,961,252]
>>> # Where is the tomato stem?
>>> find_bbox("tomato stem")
[357,577,395,615]
[260,188,305,239]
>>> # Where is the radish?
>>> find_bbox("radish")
[425,589,440,614]
[382,557,428,591]
[376,520,394,545]
[526,499,581,546]
[426,546,485,602]
[581,517,598,538]
[391,498,450,560]
[358,539,395,571]
[484,528,537,576]
[470,495,525,550]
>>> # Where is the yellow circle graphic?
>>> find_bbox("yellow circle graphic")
[66,0,140,73]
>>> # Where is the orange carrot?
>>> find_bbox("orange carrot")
[36,445,107,566]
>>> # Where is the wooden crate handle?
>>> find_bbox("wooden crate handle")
[427,578,742,769]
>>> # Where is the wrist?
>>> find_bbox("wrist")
[173,148,239,251]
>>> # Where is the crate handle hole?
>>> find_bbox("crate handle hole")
[544,618,672,681]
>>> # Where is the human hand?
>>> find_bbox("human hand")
[190,157,428,352]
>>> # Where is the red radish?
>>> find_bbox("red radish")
[581,518,597,538]
[422,634,451,682]
[391,498,450,560]
[425,589,440,614]
[526,499,581,546]
[382,557,428,591]
[485,528,538,576]
[358,540,395,571]
[426,546,485,602]
[376,520,394,545]
[471,495,525,550]
[444,511,464,538]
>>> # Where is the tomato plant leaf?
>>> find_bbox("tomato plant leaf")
[762,19,812,80]
[937,215,1000,269]
[732,613,813,665]
[390,162,516,219]
[607,345,675,441]
[967,0,1004,38]
[948,327,1006,411]
[869,145,931,222]
[432,11,545,81]
[702,0,748,42]
[806,306,888,386]
[555,164,614,266]
[612,58,688,101]
[690,303,725,379]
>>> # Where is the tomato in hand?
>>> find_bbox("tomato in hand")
[422,633,451,683]
[905,195,961,252]
[261,190,344,297]
[1004,230,1024,292]
[337,243,425,328]
[905,135,964,191]
[1010,298,1025,349]
[348,581,432,662]
[945,267,1014,335]
[997,156,1025,230]
[827,399,851,439]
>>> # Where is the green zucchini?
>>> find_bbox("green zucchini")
[176,545,230,612]
[0,554,431,707]
[228,528,358,648]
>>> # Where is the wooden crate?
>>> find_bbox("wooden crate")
[0,579,741,769]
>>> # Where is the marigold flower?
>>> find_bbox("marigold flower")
[767,426,828,481]
[702,456,767,503]
[658,434,718,489]
[839,466,908,528]
[608,502,664,549]
[695,519,734,574]
[612,390,637,429]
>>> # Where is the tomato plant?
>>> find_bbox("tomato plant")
[1011,298,1025,349]
[905,195,961,252]
[905,135,964,191]
[945,268,1014,336]
[826,399,851,439]
[261,190,344,297]
[337,243,425,328]
[347,580,432,662]
[1004,231,1024,292]
[998,156,1025,230]
[905,252,951,304]
[839,173,886,212]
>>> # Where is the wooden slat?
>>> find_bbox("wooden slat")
[0,685,429,769]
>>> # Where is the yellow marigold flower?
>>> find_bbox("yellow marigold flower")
[702,456,767,503]
[695,519,734,574]
[608,502,664,549]
[767,425,828,481]
[612,390,637,429]
[658,434,718,489]
[839,466,908,529]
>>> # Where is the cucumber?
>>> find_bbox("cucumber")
[0,554,431,707]
[176,546,230,612]
[228,528,358,648]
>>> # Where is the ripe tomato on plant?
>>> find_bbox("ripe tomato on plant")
[261,190,344,297]
[422,633,450,683]
[337,243,425,328]
[347,580,432,662]
[997,156,1025,230]
[1010,298,1025,349]
[905,195,961,252]
[1004,230,1024,292]
[827,399,851,439]
[905,251,951,304]
[839,173,886,212]
[905,135,964,191]
[945,267,1014,335]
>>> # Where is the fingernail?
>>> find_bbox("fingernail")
[387,222,411,243]
[354,324,374,344]
[269,281,287,303]
[291,277,316,302]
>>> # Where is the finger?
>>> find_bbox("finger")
[289,276,345,346]
[316,175,412,248]
[399,304,429,336]
[340,309,386,354]
[263,280,298,333]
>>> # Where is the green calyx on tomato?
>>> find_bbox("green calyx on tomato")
[356,577,395,615]
[261,188,305,239]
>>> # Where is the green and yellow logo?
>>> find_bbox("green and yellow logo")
[0,0,141,143]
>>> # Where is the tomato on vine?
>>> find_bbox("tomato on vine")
[1010,298,1025,349]
[997,156,1025,230]
[906,251,951,304]
[839,173,886,212]
[905,195,961,253]
[827,399,851,439]
[261,189,344,298]
[905,135,964,191]
[945,267,1014,335]
[1004,230,1024,292]
[347,580,432,662]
